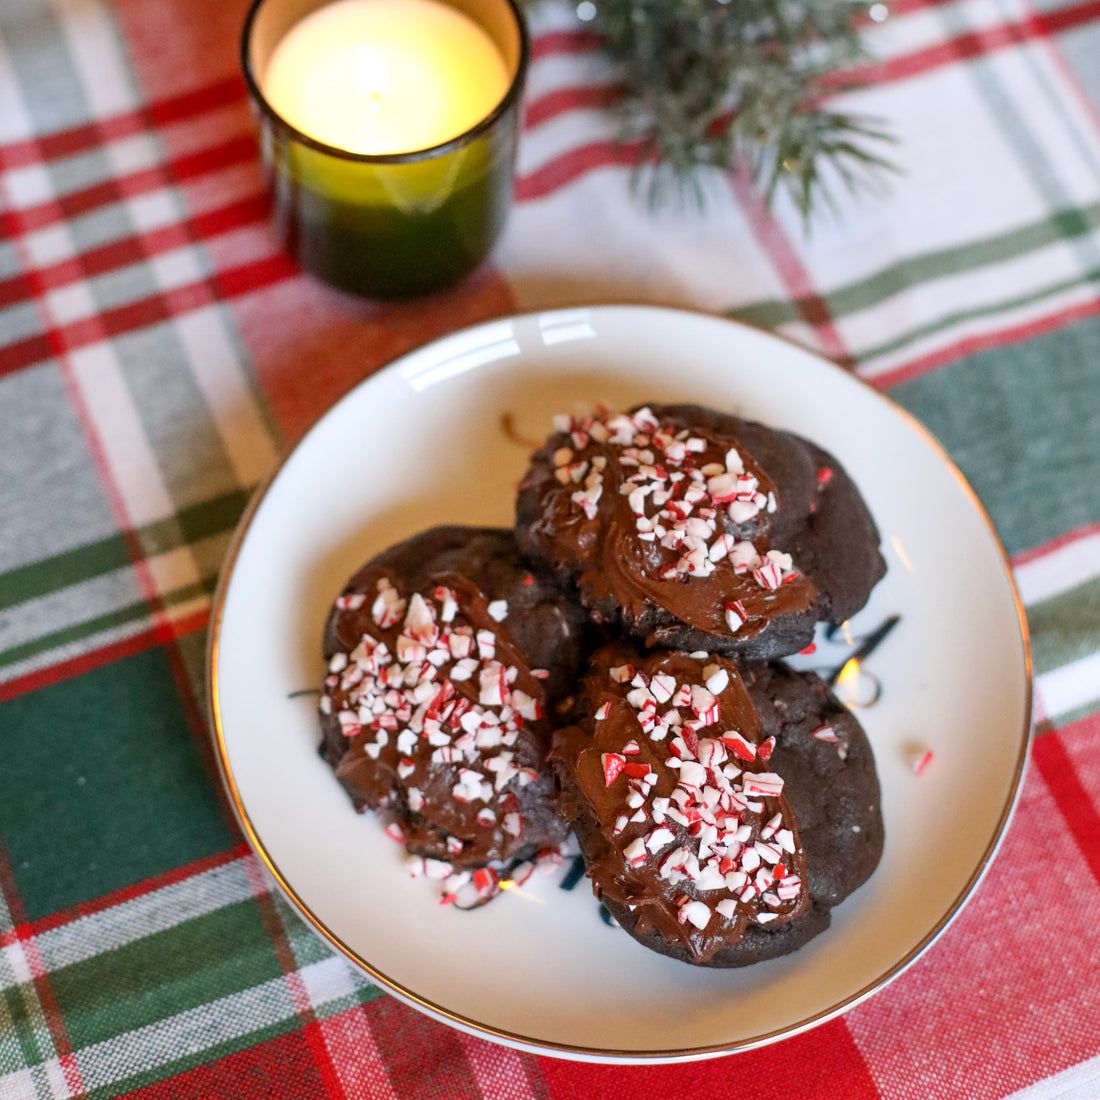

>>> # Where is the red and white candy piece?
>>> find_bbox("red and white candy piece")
[742,772,784,798]
[720,731,756,762]
[602,753,626,785]
[677,900,712,930]
[910,747,934,775]
[472,867,500,898]
[724,601,747,633]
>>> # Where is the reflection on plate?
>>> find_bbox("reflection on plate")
[207,306,1030,1063]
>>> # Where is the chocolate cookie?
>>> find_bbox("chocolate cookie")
[319,527,589,900]
[515,403,886,659]
[551,642,883,966]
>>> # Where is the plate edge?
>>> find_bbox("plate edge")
[203,304,1034,1062]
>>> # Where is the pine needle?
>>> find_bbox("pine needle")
[532,0,898,224]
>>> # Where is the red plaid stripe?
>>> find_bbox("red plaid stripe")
[318,1006,401,1100]
[7,133,256,237]
[365,996,483,1099]
[0,840,89,1097]
[836,0,1100,87]
[0,845,248,946]
[1013,518,1100,569]
[119,1029,334,1100]
[0,607,208,705]
[241,854,353,1100]
[0,253,296,375]
[529,30,603,60]
[524,84,623,129]
[1033,714,1100,884]
[536,1018,879,1098]
[514,139,645,201]
[728,174,853,363]
[0,78,244,171]
[866,296,1100,390]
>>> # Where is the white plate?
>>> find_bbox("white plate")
[207,305,1030,1062]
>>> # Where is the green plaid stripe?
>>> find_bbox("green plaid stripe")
[728,200,1100,341]
[1027,578,1100,673]
[0,648,237,920]
[889,313,1100,727]
[888,314,1100,558]
[0,864,383,1099]
[0,487,245,613]
[941,0,1100,273]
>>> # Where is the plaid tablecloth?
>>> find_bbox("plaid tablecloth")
[2,0,1100,1095]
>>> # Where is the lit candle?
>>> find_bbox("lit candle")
[242,0,527,297]
[261,0,511,156]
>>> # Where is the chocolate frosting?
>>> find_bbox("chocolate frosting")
[319,527,585,871]
[552,643,809,964]
[517,403,886,659]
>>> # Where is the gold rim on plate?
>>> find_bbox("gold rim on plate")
[205,305,1032,1062]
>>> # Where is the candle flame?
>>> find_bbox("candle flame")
[835,657,861,688]
[353,45,390,107]
[497,878,545,904]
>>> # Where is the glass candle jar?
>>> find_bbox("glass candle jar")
[241,0,528,298]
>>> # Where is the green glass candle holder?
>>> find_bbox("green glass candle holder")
[241,0,528,298]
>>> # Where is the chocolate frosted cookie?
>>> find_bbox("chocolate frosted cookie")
[319,526,589,903]
[515,403,886,659]
[551,642,883,966]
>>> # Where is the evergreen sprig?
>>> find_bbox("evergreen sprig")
[556,0,897,220]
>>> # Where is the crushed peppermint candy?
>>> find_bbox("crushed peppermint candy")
[549,407,802,629]
[321,575,547,877]
[593,654,805,943]
[910,747,934,775]
[437,849,565,910]
[812,723,849,760]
